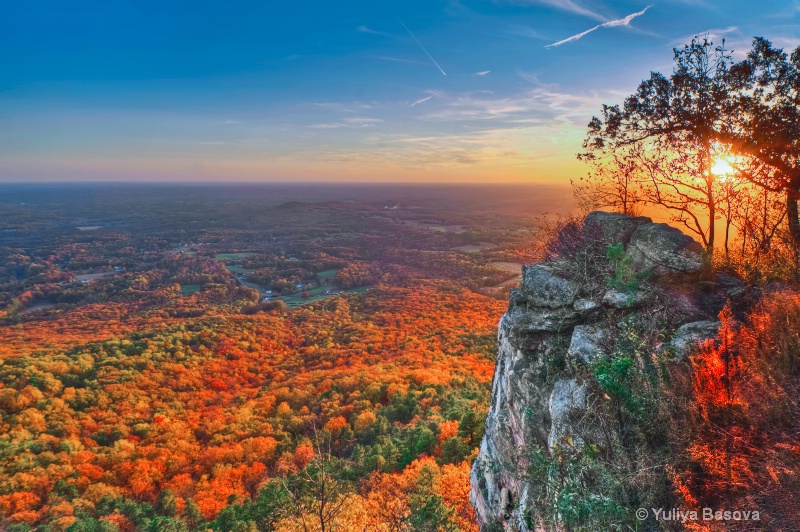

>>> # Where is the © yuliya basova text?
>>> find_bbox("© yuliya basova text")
[639,507,760,523]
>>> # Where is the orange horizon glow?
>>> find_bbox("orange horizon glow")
[0,154,585,184]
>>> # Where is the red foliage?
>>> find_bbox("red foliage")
[0,281,504,523]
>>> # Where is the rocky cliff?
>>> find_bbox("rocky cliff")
[470,212,746,531]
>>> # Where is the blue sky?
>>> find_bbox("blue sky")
[1,0,798,183]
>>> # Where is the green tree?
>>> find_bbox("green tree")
[457,410,484,448]
[582,38,735,257]
[184,498,205,531]
[212,480,289,532]
[439,437,470,465]
[156,489,178,517]
[67,519,119,532]
[407,463,458,532]
[727,37,800,263]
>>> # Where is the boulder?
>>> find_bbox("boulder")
[573,298,600,314]
[548,379,587,451]
[715,273,747,299]
[567,325,608,364]
[500,487,512,517]
[670,320,720,360]
[627,222,706,274]
[520,265,578,309]
[584,211,652,244]
[602,288,649,309]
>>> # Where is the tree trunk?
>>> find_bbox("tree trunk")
[788,184,800,277]
[788,185,800,249]
[707,180,715,257]
[725,214,731,259]
[704,146,715,258]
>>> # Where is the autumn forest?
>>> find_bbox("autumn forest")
[6,21,800,531]
[0,184,568,531]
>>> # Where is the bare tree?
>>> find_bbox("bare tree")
[573,150,645,216]
[282,428,356,532]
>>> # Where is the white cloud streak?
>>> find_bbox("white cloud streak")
[357,25,395,37]
[371,55,429,66]
[399,20,447,76]
[410,95,435,106]
[518,0,607,21]
[546,6,651,48]
[506,25,548,40]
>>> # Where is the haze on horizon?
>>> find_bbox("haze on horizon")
[1,0,798,184]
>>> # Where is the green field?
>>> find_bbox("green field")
[214,252,256,261]
[283,294,331,309]
[179,284,201,295]
[317,269,339,278]
[282,285,369,309]
[305,286,328,296]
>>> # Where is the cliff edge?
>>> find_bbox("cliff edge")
[470,212,747,531]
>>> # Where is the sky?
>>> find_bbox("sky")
[1,0,799,184]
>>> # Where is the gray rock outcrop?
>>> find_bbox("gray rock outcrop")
[584,211,652,244]
[627,222,706,274]
[547,379,588,451]
[670,320,721,360]
[470,211,736,531]
[566,325,607,364]
[602,288,649,309]
[520,265,578,308]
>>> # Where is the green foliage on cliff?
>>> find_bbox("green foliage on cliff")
[605,244,650,294]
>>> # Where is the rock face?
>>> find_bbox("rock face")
[547,379,588,450]
[470,211,736,531]
[520,265,578,309]
[584,211,652,244]
[566,325,607,364]
[627,222,706,274]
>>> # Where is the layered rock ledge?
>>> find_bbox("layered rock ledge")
[470,212,745,531]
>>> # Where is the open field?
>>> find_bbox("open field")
[214,252,256,261]
[180,283,202,295]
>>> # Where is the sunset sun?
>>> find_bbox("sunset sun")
[711,155,736,177]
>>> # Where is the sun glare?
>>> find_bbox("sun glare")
[711,156,736,177]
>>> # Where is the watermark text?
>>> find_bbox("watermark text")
[636,507,760,523]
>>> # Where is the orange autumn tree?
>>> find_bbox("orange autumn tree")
[680,296,800,527]
[0,281,502,531]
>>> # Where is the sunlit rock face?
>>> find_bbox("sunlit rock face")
[627,222,706,274]
[470,211,740,531]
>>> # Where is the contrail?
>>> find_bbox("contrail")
[546,6,651,48]
[410,95,434,106]
[399,20,447,76]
